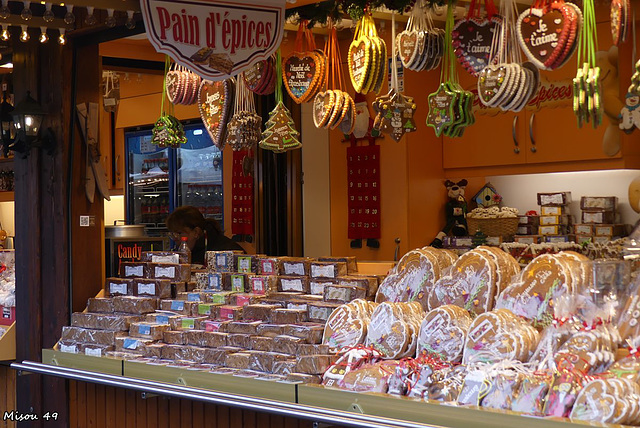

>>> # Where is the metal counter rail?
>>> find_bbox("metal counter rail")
[12,360,443,428]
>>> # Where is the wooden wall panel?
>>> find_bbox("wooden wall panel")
[0,365,16,428]
[67,381,319,428]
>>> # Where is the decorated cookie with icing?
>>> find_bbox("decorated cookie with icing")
[365,302,411,359]
[416,305,472,362]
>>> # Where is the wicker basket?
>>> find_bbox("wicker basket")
[466,217,519,238]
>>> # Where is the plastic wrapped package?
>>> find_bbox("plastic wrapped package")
[129,322,169,340]
[133,278,172,298]
[195,303,218,317]
[105,351,143,360]
[242,304,278,322]
[185,329,207,346]
[323,284,366,303]
[195,272,210,290]
[259,299,287,308]
[272,359,298,376]
[233,294,265,307]
[57,340,79,354]
[256,324,286,337]
[143,343,166,358]
[225,352,253,369]
[183,346,207,363]
[272,308,307,324]
[113,296,158,314]
[186,281,198,292]
[258,258,280,275]
[286,373,322,384]
[71,312,141,331]
[307,302,341,323]
[249,336,274,352]
[145,313,171,325]
[227,321,262,335]
[141,251,188,264]
[295,355,337,375]
[203,347,240,365]
[160,344,183,360]
[204,291,237,305]
[277,276,310,293]
[310,261,347,279]
[318,257,358,274]
[246,275,278,295]
[61,326,121,345]
[177,292,207,302]
[297,344,330,356]
[227,333,251,348]
[273,335,304,355]
[309,279,338,296]
[481,372,523,410]
[172,282,187,297]
[159,299,189,315]
[285,323,324,344]
[279,257,311,276]
[218,305,243,321]
[337,361,397,393]
[234,254,258,274]
[267,293,304,302]
[163,330,185,345]
[119,262,149,278]
[206,251,238,272]
[88,297,114,313]
[169,316,208,331]
[249,351,289,373]
[203,331,228,348]
[511,373,552,415]
[286,300,311,313]
[105,278,134,296]
[115,336,156,353]
[339,276,379,298]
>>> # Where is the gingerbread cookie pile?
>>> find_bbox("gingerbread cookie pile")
[322,299,377,352]
[376,247,457,309]
[416,305,472,362]
[348,13,387,95]
[429,246,520,316]
[226,77,262,151]
[242,57,276,96]
[571,378,640,425]
[364,301,424,359]
[396,2,444,72]
[166,65,202,106]
[496,251,588,327]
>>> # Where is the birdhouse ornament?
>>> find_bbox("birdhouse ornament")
[472,182,502,208]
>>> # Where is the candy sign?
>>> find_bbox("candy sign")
[140,0,285,80]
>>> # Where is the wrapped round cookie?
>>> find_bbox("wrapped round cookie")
[323,303,367,352]
[496,253,575,328]
[416,305,472,362]
[365,302,411,359]
[375,249,441,309]
[429,249,498,315]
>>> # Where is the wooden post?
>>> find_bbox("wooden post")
[13,35,104,426]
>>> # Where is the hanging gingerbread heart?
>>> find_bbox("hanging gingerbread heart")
[453,16,501,76]
[283,52,322,103]
[348,38,372,93]
[198,78,234,149]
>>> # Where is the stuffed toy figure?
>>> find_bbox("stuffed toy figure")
[430,179,468,248]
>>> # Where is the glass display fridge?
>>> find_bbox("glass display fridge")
[125,123,224,237]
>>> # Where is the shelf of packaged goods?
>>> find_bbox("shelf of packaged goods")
[0,191,14,202]
[296,384,618,428]
[0,322,15,361]
[42,348,124,376]
[123,360,297,403]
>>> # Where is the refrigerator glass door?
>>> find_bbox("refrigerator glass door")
[176,124,223,224]
[125,131,171,236]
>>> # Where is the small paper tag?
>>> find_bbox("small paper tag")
[281,278,303,292]
[310,281,325,295]
[156,315,169,324]
[238,257,251,273]
[85,347,103,357]
[137,283,156,296]
[181,318,195,329]
[187,293,202,302]
[125,265,144,277]
[152,254,179,264]
[251,278,265,294]
[198,304,212,315]
[60,344,77,353]
[261,260,274,274]
[2,307,11,318]
[216,255,227,267]
[139,324,151,335]
[171,300,185,311]
[110,282,128,295]
[209,294,226,304]
[231,275,244,292]
[208,274,222,290]
[311,265,335,278]
[123,338,139,350]
[155,266,176,279]
[284,262,305,276]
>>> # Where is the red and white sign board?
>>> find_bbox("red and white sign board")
[140,0,286,80]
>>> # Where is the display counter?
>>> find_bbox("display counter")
[0,322,15,361]
[14,350,624,428]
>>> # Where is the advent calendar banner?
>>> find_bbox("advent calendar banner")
[347,144,381,240]
[232,150,254,236]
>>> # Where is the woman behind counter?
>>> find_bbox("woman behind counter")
[166,206,245,265]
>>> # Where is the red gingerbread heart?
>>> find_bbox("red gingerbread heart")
[518,8,570,70]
